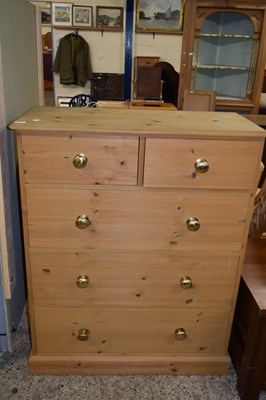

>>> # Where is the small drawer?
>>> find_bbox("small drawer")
[34,307,229,355]
[26,187,250,251]
[135,57,160,68]
[21,135,139,185]
[144,138,261,189]
[30,250,239,308]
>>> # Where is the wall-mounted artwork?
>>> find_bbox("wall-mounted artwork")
[135,0,184,33]
[73,6,93,27]
[52,3,72,27]
[41,8,51,25]
[96,6,124,29]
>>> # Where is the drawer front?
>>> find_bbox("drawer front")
[144,138,261,189]
[136,57,160,68]
[21,135,138,185]
[30,250,239,308]
[26,188,250,251]
[34,307,229,355]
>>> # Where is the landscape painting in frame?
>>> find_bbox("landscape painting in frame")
[136,0,184,33]
[96,6,124,29]
[52,3,72,26]
[73,6,93,27]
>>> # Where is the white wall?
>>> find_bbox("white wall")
[51,0,183,101]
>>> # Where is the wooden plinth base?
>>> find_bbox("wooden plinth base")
[28,353,230,375]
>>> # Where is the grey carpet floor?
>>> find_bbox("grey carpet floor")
[0,310,265,400]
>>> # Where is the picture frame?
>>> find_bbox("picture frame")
[73,5,93,27]
[96,6,123,29]
[52,3,72,26]
[41,8,51,25]
[135,0,184,33]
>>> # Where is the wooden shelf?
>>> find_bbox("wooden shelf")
[53,25,123,32]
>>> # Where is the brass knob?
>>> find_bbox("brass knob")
[174,328,187,341]
[75,215,91,229]
[77,328,89,341]
[76,275,89,289]
[186,217,200,232]
[73,153,88,169]
[180,276,193,290]
[195,158,209,174]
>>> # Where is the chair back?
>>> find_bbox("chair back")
[69,94,97,108]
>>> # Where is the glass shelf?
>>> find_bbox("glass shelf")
[192,69,250,99]
[200,33,253,39]
[196,65,249,71]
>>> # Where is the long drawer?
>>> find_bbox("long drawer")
[34,307,229,355]
[26,187,250,251]
[144,138,261,189]
[20,135,139,185]
[30,250,239,308]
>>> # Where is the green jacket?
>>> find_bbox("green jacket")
[52,33,93,87]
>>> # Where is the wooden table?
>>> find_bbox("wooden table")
[229,239,266,400]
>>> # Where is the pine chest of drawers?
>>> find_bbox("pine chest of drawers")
[10,106,265,375]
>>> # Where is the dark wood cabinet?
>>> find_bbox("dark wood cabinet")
[229,239,266,400]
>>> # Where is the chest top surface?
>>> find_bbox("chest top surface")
[9,106,266,140]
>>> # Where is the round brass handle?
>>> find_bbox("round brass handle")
[73,153,88,169]
[180,276,193,290]
[77,328,89,341]
[186,217,200,232]
[75,215,91,229]
[76,275,89,289]
[174,328,187,341]
[195,158,209,174]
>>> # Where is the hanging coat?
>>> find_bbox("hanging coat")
[52,33,93,87]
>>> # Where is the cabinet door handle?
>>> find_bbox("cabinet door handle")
[194,158,209,174]
[75,215,91,229]
[180,276,193,290]
[73,153,88,169]
[174,328,187,341]
[186,217,200,231]
[77,328,89,341]
[76,275,89,288]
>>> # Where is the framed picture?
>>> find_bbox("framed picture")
[73,6,93,27]
[135,0,184,33]
[41,8,51,25]
[52,3,72,26]
[96,6,123,29]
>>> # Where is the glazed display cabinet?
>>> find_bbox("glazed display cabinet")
[178,0,266,113]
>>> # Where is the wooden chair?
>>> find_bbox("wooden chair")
[183,89,216,111]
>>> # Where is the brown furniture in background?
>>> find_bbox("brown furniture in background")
[179,0,266,113]
[229,239,266,400]
[91,73,124,101]
[132,56,163,106]
[183,90,216,111]
[132,66,163,104]
[154,61,179,107]
[42,32,53,91]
